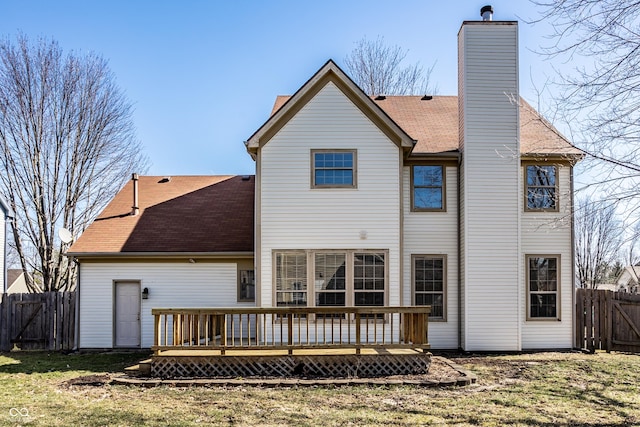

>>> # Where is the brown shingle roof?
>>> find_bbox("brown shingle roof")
[272,95,581,156]
[68,175,254,255]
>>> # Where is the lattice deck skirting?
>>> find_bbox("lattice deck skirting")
[151,352,432,379]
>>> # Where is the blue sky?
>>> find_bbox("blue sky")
[2,0,557,176]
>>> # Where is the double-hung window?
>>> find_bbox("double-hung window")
[525,165,557,211]
[527,255,560,320]
[275,253,307,307]
[413,255,446,320]
[311,150,356,188]
[412,165,444,211]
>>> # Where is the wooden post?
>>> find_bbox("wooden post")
[221,314,227,355]
[287,314,293,355]
[355,313,361,355]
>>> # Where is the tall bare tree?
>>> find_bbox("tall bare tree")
[532,1,640,214]
[0,34,148,292]
[344,36,436,96]
[575,197,623,289]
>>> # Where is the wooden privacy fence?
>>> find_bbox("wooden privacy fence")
[152,306,431,355]
[0,292,76,351]
[576,288,640,353]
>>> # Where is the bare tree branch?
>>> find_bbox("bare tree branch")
[344,36,437,96]
[0,34,148,291]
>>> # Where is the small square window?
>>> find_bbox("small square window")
[312,150,356,188]
[412,166,444,211]
[526,165,557,211]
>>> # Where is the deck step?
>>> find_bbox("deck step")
[124,359,152,377]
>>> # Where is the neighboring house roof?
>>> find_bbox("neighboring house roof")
[6,269,28,293]
[68,175,254,256]
[271,94,581,157]
[617,266,640,285]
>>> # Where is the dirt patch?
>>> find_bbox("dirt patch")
[60,374,112,388]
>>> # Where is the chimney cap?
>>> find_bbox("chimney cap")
[481,5,493,21]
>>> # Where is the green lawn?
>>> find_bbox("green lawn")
[0,351,637,426]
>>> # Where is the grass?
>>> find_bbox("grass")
[0,351,638,426]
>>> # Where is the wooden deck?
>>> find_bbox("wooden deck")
[148,306,431,378]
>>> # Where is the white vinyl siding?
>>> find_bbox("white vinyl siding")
[521,165,573,349]
[459,22,521,351]
[259,82,401,309]
[78,261,249,349]
[403,166,459,349]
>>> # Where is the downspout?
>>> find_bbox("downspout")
[457,156,463,351]
[3,209,13,293]
[73,259,80,351]
[570,165,576,349]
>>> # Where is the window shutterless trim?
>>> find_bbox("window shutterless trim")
[523,162,559,213]
[525,254,561,321]
[410,164,446,212]
[272,249,388,310]
[237,269,256,303]
[411,254,447,321]
[310,149,357,189]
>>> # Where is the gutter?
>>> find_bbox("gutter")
[65,251,255,260]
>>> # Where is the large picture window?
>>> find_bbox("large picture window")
[413,255,445,320]
[311,150,356,188]
[526,165,557,211]
[412,165,444,211]
[527,255,560,320]
[274,250,386,309]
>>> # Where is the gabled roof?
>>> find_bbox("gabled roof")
[245,60,415,156]
[68,175,254,257]
[270,94,582,157]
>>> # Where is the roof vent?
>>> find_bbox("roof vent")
[421,95,433,101]
[241,175,251,181]
[374,95,386,101]
[159,177,171,183]
[481,5,493,21]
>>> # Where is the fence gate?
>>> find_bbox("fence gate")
[0,292,76,351]
[576,288,640,353]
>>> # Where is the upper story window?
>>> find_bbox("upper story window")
[526,165,557,211]
[311,150,356,188]
[412,165,444,211]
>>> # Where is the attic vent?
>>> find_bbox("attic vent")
[421,95,433,101]
[374,95,386,101]
[241,175,251,181]
[159,177,171,183]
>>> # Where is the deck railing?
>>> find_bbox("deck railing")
[151,306,430,355]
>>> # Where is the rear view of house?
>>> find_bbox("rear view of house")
[68,8,582,351]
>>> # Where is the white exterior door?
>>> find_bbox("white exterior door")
[114,282,141,347]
